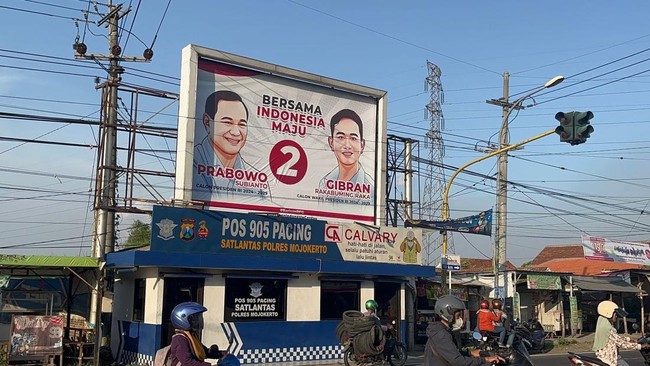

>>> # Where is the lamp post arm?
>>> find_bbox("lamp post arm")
[441,128,555,255]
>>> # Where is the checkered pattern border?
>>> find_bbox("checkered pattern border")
[121,345,343,366]
[120,349,153,366]
[239,344,344,364]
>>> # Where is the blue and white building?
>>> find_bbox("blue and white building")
[105,205,435,365]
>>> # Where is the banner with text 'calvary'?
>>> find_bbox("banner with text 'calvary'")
[151,205,422,265]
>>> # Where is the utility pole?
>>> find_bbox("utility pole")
[487,73,564,299]
[74,1,150,363]
[495,72,510,297]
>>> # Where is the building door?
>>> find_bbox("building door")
[161,277,205,347]
[374,282,401,335]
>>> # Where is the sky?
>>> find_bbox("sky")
[1,0,649,266]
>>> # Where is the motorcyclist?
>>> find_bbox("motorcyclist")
[476,299,507,347]
[424,295,503,366]
[491,299,508,327]
[592,300,647,366]
[169,302,226,366]
[363,299,392,332]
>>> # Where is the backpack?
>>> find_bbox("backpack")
[154,334,185,366]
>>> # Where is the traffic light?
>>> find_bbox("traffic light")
[573,111,594,145]
[555,111,594,145]
[555,112,574,143]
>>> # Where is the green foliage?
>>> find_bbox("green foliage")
[556,337,578,346]
[124,220,151,248]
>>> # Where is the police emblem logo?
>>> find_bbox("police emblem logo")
[156,219,177,241]
[197,220,209,239]
[249,282,263,298]
[180,218,196,241]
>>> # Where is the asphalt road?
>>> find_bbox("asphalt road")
[404,350,647,366]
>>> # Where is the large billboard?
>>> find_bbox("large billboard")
[151,205,422,266]
[176,45,387,223]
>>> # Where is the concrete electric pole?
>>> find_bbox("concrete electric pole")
[73,1,151,363]
[487,73,565,298]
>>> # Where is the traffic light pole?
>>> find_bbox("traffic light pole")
[441,129,556,282]
[487,74,564,298]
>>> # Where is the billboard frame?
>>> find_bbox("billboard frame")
[175,44,388,225]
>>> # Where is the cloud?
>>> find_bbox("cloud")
[0,72,24,94]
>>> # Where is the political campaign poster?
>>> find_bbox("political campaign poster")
[176,45,387,223]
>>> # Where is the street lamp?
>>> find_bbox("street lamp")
[492,74,564,297]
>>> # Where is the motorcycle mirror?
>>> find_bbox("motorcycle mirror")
[633,323,639,331]
[472,331,482,340]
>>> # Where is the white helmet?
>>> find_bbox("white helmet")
[597,300,628,319]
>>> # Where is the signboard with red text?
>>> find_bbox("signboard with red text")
[151,205,422,265]
[175,45,387,223]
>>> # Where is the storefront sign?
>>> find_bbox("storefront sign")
[512,292,521,321]
[527,274,561,290]
[151,205,423,265]
[224,278,286,322]
[569,295,580,327]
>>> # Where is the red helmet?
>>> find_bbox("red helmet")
[480,300,490,309]
[492,299,502,310]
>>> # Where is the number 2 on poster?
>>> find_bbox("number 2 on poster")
[269,140,308,185]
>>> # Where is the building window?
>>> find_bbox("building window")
[224,278,287,322]
[133,278,145,322]
[320,281,360,320]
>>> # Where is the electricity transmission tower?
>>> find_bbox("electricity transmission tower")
[422,61,452,265]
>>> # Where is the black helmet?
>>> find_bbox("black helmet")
[171,302,207,330]
[434,295,466,322]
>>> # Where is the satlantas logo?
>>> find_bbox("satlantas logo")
[156,219,177,241]
[249,282,263,298]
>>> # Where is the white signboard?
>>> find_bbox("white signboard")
[325,224,423,265]
[582,234,650,265]
[176,45,387,224]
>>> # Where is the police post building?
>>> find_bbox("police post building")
[105,45,435,365]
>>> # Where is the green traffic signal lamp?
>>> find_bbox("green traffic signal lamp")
[555,112,575,142]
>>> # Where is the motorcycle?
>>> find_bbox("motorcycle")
[470,324,534,366]
[512,319,547,354]
[343,320,408,366]
[567,332,650,366]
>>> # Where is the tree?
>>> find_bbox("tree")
[124,220,151,248]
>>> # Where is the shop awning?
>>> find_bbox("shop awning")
[105,250,436,279]
[572,276,641,293]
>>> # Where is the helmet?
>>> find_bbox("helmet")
[597,300,628,319]
[171,302,207,330]
[480,300,490,309]
[365,299,379,311]
[435,295,466,322]
[492,299,502,310]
